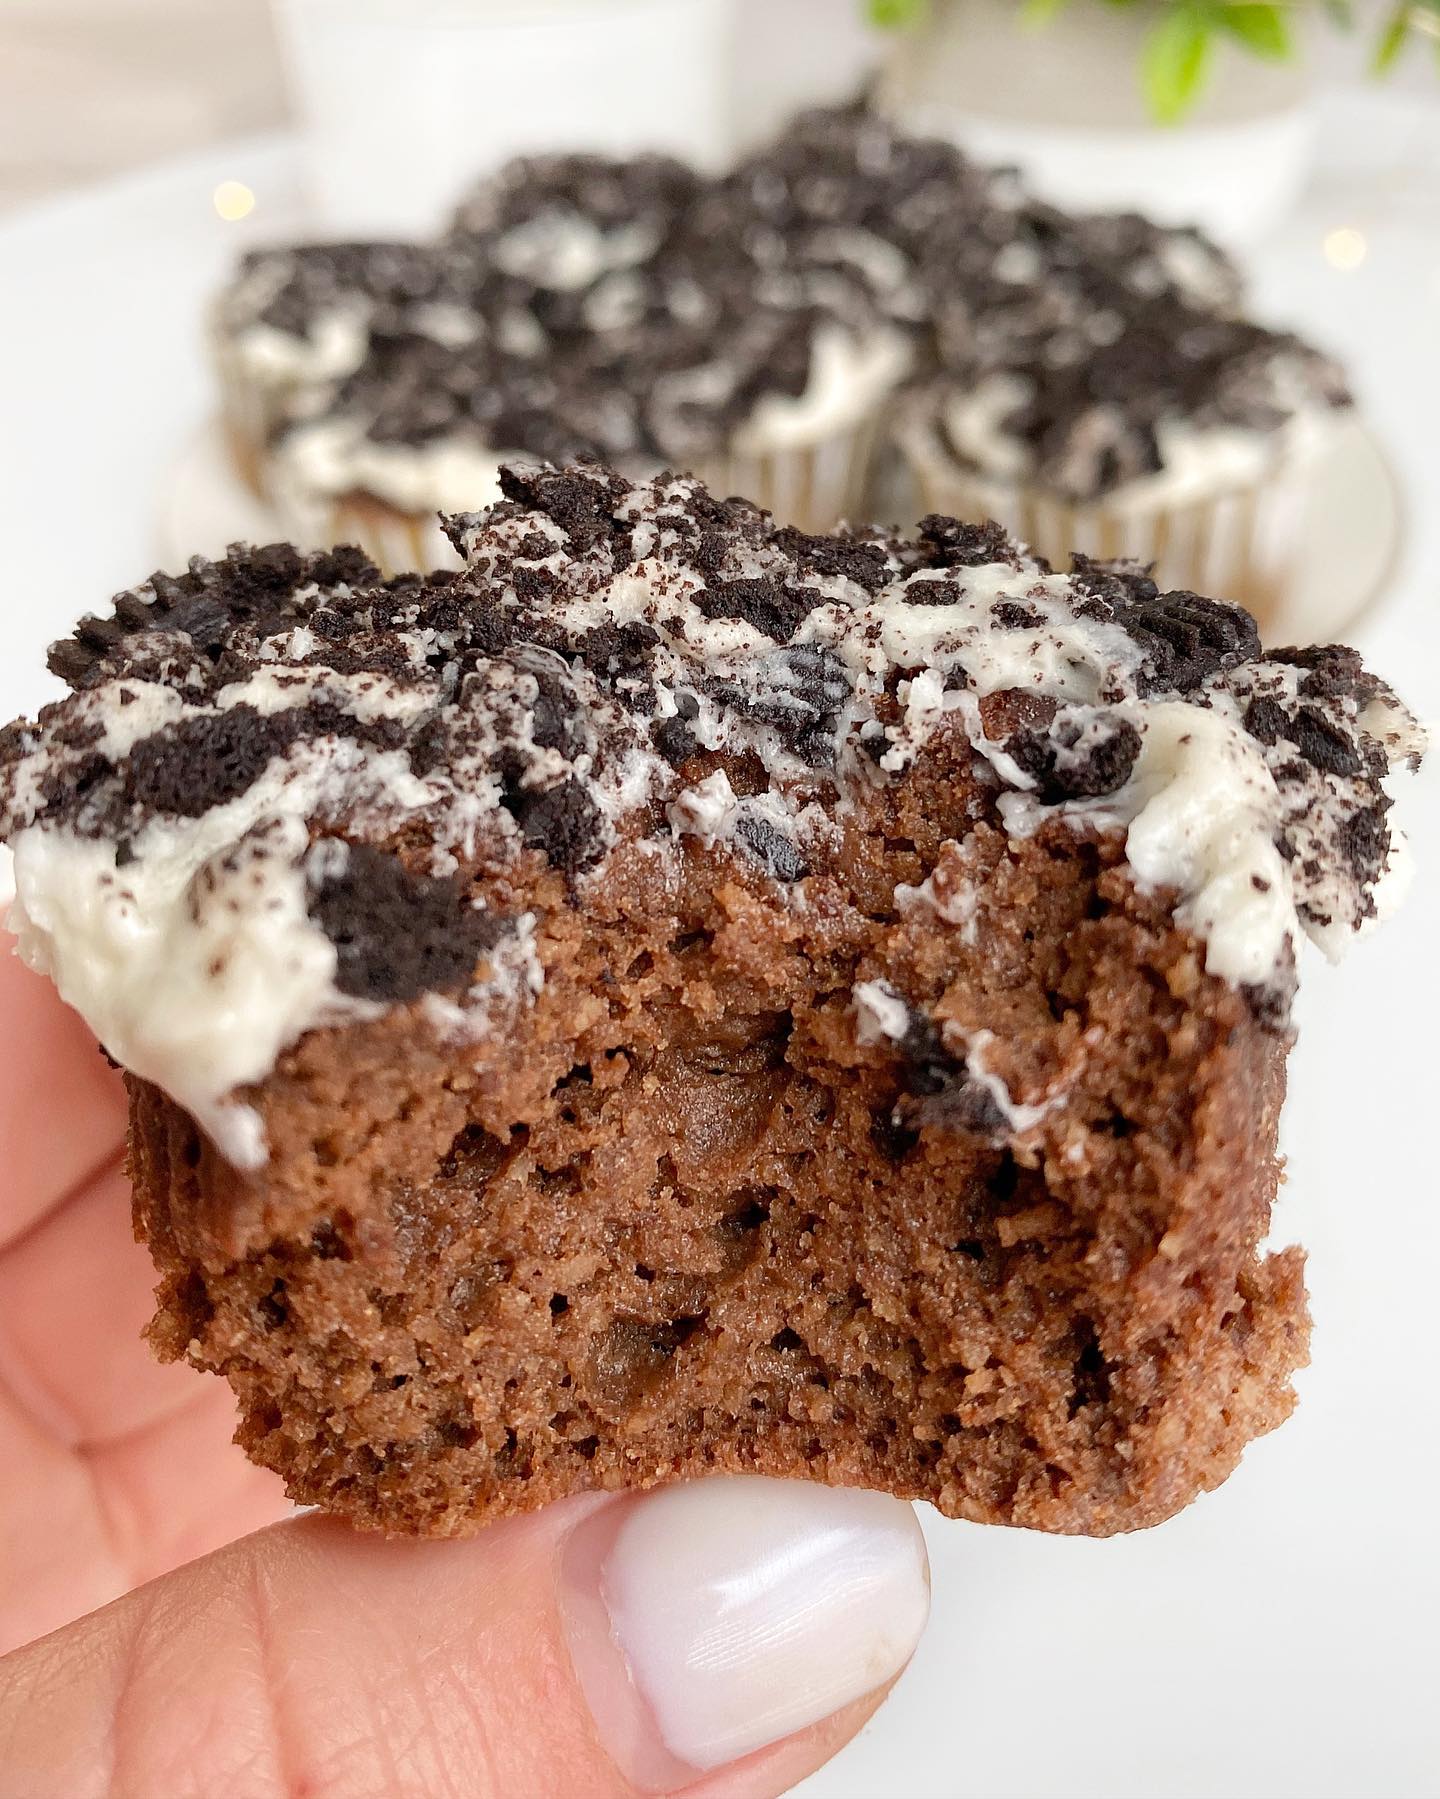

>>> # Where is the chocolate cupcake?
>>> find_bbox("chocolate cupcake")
[3,463,1424,1536]
[214,238,490,503]
[215,143,912,570]
[895,198,1349,623]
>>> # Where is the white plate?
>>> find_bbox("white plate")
[1,114,1438,1799]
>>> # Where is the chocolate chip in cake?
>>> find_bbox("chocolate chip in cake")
[733,812,808,883]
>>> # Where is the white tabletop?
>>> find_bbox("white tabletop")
[0,91,1437,1799]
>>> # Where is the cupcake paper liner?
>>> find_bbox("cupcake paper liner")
[900,426,1322,632]
[244,413,888,577]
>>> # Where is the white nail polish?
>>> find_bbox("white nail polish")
[600,1477,930,1773]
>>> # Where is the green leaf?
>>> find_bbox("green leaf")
[1142,10,1216,123]
[1217,4,1292,59]
[1322,0,1355,28]
[1021,0,1070,28]
[1371,6,1411,72]
[866,0,929,28]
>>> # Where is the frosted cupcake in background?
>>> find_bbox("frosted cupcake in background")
[213,138,913,569]
[453,134,914,523]
[214,205,635,568]
[213,238,490,501]
[896,200,1351,622]
[599,165,912,527]
[449,147,701,284]
[210,102,1351,600]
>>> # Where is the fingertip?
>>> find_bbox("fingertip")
[564,1478,930,1792]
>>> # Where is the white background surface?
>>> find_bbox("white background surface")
[0,92,1438,1799]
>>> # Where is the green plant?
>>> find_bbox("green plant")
[866,0,1440,123]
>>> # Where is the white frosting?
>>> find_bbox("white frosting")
[234,311,370,392]
[938,377,1033,483]
[668,770,739,843]
[733,324,911,456]
[491,211,660,292]
[1114,704,1294,987]
[937,362,1338,513]
[853,978,911,1046]
[276,420,515,516]
[9,799,350,1168]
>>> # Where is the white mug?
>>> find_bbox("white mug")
[272,0,736,236]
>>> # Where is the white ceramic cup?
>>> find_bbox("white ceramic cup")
[271,0,735,236]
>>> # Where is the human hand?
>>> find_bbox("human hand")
[0,944,930,1797]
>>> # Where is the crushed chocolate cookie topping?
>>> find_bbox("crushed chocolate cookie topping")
[311,842,505,1003]
[906,168,1348,502]
[1097,585,1262,697]
[918,515,1027,571]
[1005,713,1143,805]
[0,464,1422,1165]
[219,102,1338,522]
[48,543,380,690]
